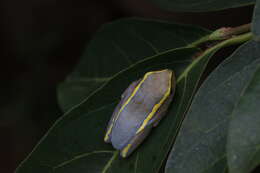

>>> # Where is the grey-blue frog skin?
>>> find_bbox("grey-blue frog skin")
[104,69,176,158]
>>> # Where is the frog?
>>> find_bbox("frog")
[104,69,176,158]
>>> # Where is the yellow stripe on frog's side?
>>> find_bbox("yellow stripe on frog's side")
[104,69,169,142]
[136,71,172,134]
[121,72,172,156]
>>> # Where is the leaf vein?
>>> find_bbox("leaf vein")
[53,150,114,170]
[102,151,119,173]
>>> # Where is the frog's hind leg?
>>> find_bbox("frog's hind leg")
[119,92,173,157]
[150,70,176,127]
[120,125,152,158]
[150,93,174,127]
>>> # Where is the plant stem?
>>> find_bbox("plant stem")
[223,23,251,36]
[189,23,251,48]
[209,23,251,40]
[178,32,253,82]
[206,32,252,54]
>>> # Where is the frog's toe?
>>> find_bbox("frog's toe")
[104,133,112,143]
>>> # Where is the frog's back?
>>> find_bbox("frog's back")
[111,70,172,149]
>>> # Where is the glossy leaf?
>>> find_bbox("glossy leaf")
[165,41,260,173]
[70,18,210,78]
[58,78,109,112]
[227,65,260,173]
[58,18,210,112]
[149,0,255,12]
[253,0,260,41]
[16,42,221,173]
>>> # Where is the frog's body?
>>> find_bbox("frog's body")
[104,69,175,158]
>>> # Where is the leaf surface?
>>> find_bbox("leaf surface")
[16,44,220,172]
[58,18,210,112]
[58,78,109,112]
[227,65,260,173]
[165,40,260,173]
[253,0,260,41]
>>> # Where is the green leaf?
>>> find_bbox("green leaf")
[227,65,260,173]
[70,18,210,78]
[149,0,255,12]
[253,0,260,41]
[58,18,211,112]
[16,43,219,172]
[58,78,109,112]
[165,40,260,173]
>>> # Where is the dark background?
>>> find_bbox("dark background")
[0,0,253,172]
